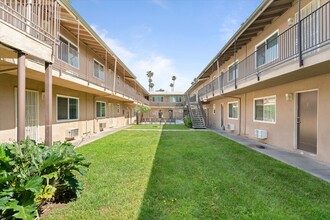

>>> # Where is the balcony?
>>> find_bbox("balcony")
[0,0,60,61]
[150,101,184,107]
[198,2,330,101]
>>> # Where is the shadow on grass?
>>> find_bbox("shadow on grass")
[137,130,330,219]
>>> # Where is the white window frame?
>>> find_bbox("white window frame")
[170,96,182,103]
[228,60,239,82]
[152,96,164,103]
[56,95,79,122]
[253,95,276,124]
[93,59,105,81]
[255,30,279,68]
[228,101,238,120]
[96,101,106,118]
[58,35,79,69]
[117,104,120,114]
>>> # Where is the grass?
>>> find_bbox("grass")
[46,125,330,219]
[128,124,189,130]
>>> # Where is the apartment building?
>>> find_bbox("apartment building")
[145,91,186,123]
[0,0,149,145]
[187,0,330,164]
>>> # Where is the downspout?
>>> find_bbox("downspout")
[234,39,237,89]
[297,0,304,67]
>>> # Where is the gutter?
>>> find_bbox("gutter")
[186,0,274,93]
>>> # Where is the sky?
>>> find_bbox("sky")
[71,0,263,92]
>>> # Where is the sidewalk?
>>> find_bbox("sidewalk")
[72,125,131,148]
[210,129,330,183]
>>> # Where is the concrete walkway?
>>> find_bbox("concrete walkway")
[72,125,131,148]
[210,129,330,183]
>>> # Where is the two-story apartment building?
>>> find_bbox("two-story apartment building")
[0,0,149,145]
[146,91,187,123]
[187,0,330,164]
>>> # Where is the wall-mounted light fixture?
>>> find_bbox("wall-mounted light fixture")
[285,93,293,101]
[287,17,294,27]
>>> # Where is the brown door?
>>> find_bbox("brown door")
[297,91,317,154]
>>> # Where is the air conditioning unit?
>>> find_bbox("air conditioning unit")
[227,123,235,131]
[99,122,107,131]
[255,129,267,139]
[65,128,79,141]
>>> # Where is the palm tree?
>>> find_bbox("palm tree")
[149,82,154,91]
[191,78,197,85]
[171,75,176,92]
[170,83,174,92]
[146,71,154,91]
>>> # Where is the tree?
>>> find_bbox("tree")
[149,82,154,91]
[170,83,174,91]
[146,71,154,92]
[191,78,198,85]
[171,75,176,92]
[135,104,151,124]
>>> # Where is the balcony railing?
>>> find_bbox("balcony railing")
[198,1,330,101]
[149,101,184,107]
[0,0,60,46]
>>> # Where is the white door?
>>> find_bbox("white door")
[25,90,39,141]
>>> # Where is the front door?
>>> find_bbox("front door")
[25,90,39,141]
[297,91,317,154]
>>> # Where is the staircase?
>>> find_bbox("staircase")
[186,95,206,129]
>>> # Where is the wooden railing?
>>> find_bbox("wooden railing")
[0,0,60,46]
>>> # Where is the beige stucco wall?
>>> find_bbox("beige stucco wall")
[206,72,330,164]
[0,74,135,143]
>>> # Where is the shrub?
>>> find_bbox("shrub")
[0,139,90,219]
[184,116,192,128]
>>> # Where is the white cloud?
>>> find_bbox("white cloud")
[218,18,240,45]
[91,25,136,63]
[150,0,167,9]
[91,24,187,92]
[131,54,184,92]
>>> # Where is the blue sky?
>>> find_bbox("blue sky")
[72,0,263,92]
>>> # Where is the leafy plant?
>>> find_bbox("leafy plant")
[0,139,90,219]
[184,116,192,128]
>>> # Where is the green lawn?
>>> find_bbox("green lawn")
[128,124,188,130]
[46,126,330,219]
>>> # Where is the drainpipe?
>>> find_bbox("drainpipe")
[17,52,26,142]
[45,62,52,146]
[298,0,304,67]
[234,39,237,89]
[113,57,117,93]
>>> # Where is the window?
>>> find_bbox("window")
[152,96,164,102]
[213,104,216,115]
[170,96,182,102]
[228,102,238,119]
[96,101,106,118]
[254,96,276,123]
[57,96,79,121]
[94,60,104,80]
[58,36,79,68]
[228,61,238,82]
[256,32,278,67]
[117,104,120,114]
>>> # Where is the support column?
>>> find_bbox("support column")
[45,62,53,146]
[17,52,26,142]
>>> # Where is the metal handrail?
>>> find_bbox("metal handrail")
[198,1,330,98]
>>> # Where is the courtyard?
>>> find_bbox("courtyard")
[46,125,330,219]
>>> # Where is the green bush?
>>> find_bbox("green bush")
[184,116,192,128]
[0,139,90,219]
